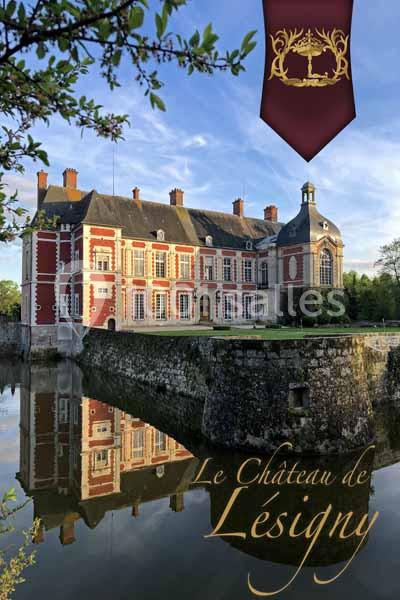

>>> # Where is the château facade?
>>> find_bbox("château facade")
[21,169,343,339]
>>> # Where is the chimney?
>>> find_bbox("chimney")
[264,205,278,222]
[169,493,185,513]
[169,188,184,207]
[37,170,48,205]
[233,198,244,218]
[59,521,76,545]
[63,168,78,189]
[132,187,140,202]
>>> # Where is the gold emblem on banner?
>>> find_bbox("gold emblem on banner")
[269,28,350,87]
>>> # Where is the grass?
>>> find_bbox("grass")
[143,326,400,340]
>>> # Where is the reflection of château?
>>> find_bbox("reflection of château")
[13,361,400,565]
[17,365,198,545]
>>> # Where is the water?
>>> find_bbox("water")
[1,360,400,599]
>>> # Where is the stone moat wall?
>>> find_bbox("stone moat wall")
[0,322,30,358]
[78,330,400,455]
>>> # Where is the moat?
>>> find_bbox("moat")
[1,360,400,599]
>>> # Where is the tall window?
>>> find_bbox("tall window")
[95,251,111,271]
[244,296,253,320]
[244,259,253,283]
[155,252,166,278]
[204,256,214,281]
[94,449,109,470]
[132,429,144,459]
[134,249,145,276]
[179,254,190,279]
[74,294,80,316]
[74,249,80,272]
[134,292,145,321]
[223,258,232,281]
[224,294,234,321]
[154,430,167,455]
[320,249,333,286]
[59,294,69,317]
[155,293,167,320]
[58,398,69,424]
[261,262,269,287]
[179,294,190,320]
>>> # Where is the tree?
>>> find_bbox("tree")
[376,238,400,288]
[0,0,257,241]
[0,280,20,316]
[0,487,40,600]
[343,270,400,322]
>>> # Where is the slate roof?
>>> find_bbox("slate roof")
[38,186,283,250]
[277,201,342,247]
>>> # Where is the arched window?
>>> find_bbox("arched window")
[320,249,333,286]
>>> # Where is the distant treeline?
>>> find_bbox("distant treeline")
[344,271,400,322]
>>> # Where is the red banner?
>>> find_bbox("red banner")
[261,0,355,161]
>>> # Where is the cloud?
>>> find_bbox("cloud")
[183,135,208,148]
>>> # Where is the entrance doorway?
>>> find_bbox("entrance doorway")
[200,295,211,322]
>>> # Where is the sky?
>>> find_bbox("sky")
[2,0,400,283]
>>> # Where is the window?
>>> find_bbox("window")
[246,240,253,250]
[157,229,165,241]
[95,251,111,271]
[74,294,80,316]
[224,294,234,321]
[74,249,80,271]
[59,294,69,318]
[59,261,65,273]
[223,258,232,281]
[155,293,167,320]
[134,292,145,321]
[244,296,253,320]
[155,252,166,278]
[244,259,253,283]
[261,262,269,287]
[179,294,190,320]
[320,249,333,286]
[94,421,111,437]
[154,430,167,455]
[58,398,69,424]
[73,403,79,425]
[94,449,109,470]
[134,249,145,276]
[179,254,190,280]
[132,429,144,459]
[204,256,214,281]
[95,287,111,299]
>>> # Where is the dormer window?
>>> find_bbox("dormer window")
[157,229,165,242]
[321,221,329,231]
[205,235,213,247]
[289,225,297,238]
[245,240,253,251]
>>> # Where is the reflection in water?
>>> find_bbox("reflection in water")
[2,360,400,598]
[17,362,198,545]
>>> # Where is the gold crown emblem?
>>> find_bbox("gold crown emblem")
[269,28,350,88]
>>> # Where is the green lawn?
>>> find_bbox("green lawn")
[144,327,400,340]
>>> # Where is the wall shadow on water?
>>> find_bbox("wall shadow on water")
[3,359,400,572]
